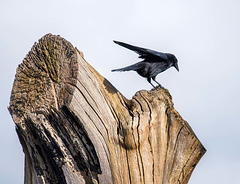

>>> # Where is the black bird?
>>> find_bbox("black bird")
[112,41,179,88]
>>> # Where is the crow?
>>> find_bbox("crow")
[111,41,179,88]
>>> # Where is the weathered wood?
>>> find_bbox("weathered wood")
[9,34,206,184]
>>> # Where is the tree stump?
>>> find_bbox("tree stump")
[8,34,206,184]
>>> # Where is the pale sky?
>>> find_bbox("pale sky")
[1,0,240,183]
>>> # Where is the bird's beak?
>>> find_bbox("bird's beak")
[174,63,179,72]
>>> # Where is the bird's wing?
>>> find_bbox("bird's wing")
[149,62,168,77]
[111,62,145,72]
[113,41,168,61]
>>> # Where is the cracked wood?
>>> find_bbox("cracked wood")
[9,34,206,184]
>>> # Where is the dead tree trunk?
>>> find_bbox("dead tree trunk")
[9,34,206,184]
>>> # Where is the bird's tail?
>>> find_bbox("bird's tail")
[111,62,143,72]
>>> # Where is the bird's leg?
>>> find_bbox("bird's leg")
[152,77,163,88]
[147,77,155,88]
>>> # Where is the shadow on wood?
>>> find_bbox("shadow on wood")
[9,34,206,184]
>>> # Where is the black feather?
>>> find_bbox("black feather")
[112,41,179,88]
[113,40,168,61]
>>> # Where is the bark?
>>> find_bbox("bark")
[9,34,206,184]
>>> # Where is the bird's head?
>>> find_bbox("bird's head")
[167,53,179,72]
[173,57,179,72]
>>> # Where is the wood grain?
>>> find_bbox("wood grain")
[9,34,206,184]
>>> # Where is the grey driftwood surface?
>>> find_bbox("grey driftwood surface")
[8,34,206,184]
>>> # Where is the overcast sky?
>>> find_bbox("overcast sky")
[1,0,240,183]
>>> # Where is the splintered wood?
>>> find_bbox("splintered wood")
[9,34,206,184]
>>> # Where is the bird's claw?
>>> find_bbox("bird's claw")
[152,84,164,89]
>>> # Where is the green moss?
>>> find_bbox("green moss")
[40,38,60,83]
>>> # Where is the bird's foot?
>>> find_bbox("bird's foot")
[158,84,164,88]
[154,84,165,89]
[149,80,165,89]
[152,79,164,89]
